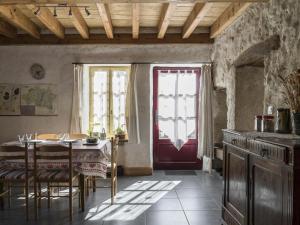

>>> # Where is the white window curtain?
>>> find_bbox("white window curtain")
[70,64,83,133]
[198,64,214,173]
[125,64,140,144]
[158,69,197,150]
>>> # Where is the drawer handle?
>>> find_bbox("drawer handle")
[260,148,269,157]
[231,139,237,145]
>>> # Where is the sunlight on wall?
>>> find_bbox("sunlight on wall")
[85,180,181,221]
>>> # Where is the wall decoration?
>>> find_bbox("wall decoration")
[21,84,57,116]
[30,64,45,80]
[0,84,21,115]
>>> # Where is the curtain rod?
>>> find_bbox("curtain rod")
[72,62,213,65]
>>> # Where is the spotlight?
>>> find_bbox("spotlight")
[34,7,40,15]
[69,7,72,16]
[85,7,90,16]
[53,7,57,17]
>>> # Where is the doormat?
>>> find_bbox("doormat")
[165,170,197,176]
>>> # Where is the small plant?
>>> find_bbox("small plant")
[279,69,300,113]
[115,127,125,135]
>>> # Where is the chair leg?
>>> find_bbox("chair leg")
[47,182,51,209]
[34,180,38,220]
[25,180,29,221]
[69,184,73,221]
[7,183,11,209]
[38,183,41,208]
[92,176,96,192]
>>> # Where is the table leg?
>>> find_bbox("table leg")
[0,181,3,210]
[79,174,85,212]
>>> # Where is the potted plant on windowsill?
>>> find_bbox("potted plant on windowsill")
[279,69,300,135]
[115,127,126,141]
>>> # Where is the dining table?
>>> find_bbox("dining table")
[0,139,112,211]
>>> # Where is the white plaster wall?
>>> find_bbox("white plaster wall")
[0,44,212,168]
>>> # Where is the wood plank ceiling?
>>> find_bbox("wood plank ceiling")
[0,0,264,44]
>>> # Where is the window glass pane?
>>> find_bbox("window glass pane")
[158,97,175,118]
[158,72,176,96]
[112,70,128,132]
[92,71,108,132]
[177,96,196,117]
[159,120,174,140]
[178,72,196,95]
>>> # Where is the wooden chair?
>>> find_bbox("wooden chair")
[33,143,80,221]
[0,143,31,220]
[110,137,119,204]
[69,133,88,140]
[37,134,59,141]
[89,137,119,204]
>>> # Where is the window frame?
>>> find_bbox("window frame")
[88,66,130,136]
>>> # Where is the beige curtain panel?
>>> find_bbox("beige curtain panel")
[70,64,83,133]
[198,64,214,173]
[125,64,140,144]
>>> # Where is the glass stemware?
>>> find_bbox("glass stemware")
[18,134,24,144]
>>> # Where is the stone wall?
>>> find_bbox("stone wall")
[211,0,300,129]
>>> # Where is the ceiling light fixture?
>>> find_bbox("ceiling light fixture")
[53,7,57,17]
[85,7,90,16]
[68,7,72,16]
[34,7,40,15]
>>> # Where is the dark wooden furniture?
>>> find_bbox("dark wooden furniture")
[0,143,31,220]
[222,129,300,225]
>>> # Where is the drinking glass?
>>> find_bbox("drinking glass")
[18,135,24,144]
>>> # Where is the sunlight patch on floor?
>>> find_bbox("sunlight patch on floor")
[85,180,181,221]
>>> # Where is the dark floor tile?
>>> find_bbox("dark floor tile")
[185,210,222,225]
[149,198,182,211]
[180,198,220,210]
[146,211,189,225]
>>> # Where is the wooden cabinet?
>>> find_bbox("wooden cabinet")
[222,130,298,225]
[224,144,248,225]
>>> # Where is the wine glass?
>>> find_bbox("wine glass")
[26,133,32,142]
[18,135,24,144]
[58,133,65,142]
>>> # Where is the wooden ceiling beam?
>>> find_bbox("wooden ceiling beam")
[0,19,17,38]
[0,33,213,45]
[0,0,268,4]
[28,5,64,39]
[210,2,251,38]
[71,7,89,39]
[158,3,176,39]
[132,3,139,39]
[0,6,40,38]
[182,3,213,39]
[96,3,113,39]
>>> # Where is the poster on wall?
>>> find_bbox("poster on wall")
[0,84,21,115]
[21,84,58,116]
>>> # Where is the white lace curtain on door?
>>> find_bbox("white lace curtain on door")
[158,69,197,150]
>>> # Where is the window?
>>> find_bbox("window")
[88,66,130,135]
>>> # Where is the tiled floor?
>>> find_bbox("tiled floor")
[0,170,223,225]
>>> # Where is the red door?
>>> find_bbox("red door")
[153,67,202,170]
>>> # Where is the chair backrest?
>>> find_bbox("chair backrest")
[34,143,72,172]
[37,134,59,141]
[69,133,88,140]
[0,144,28,171]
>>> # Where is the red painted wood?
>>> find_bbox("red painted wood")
[153,66,202,170]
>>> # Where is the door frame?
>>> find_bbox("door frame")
[152,66,202,170]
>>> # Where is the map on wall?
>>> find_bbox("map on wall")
[0,84,21,115]
[21,84,58,116]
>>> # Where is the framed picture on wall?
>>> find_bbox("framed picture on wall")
[0,84,21,115]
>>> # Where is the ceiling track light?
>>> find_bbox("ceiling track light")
[34,7,40,15]
[69,7,72,16]
[53,7,57,17]
[85,7,90,16]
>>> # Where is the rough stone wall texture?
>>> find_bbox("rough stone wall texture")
[235,66,264,130]
[211,0,300,129]
[213,89,227,143]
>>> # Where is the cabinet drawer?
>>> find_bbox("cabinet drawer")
[223,132,247,148]
[248,139,287,163]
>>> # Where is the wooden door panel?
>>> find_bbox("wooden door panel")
[250,157,283,225]
[153,67,201,169]
[225,144,248,225]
